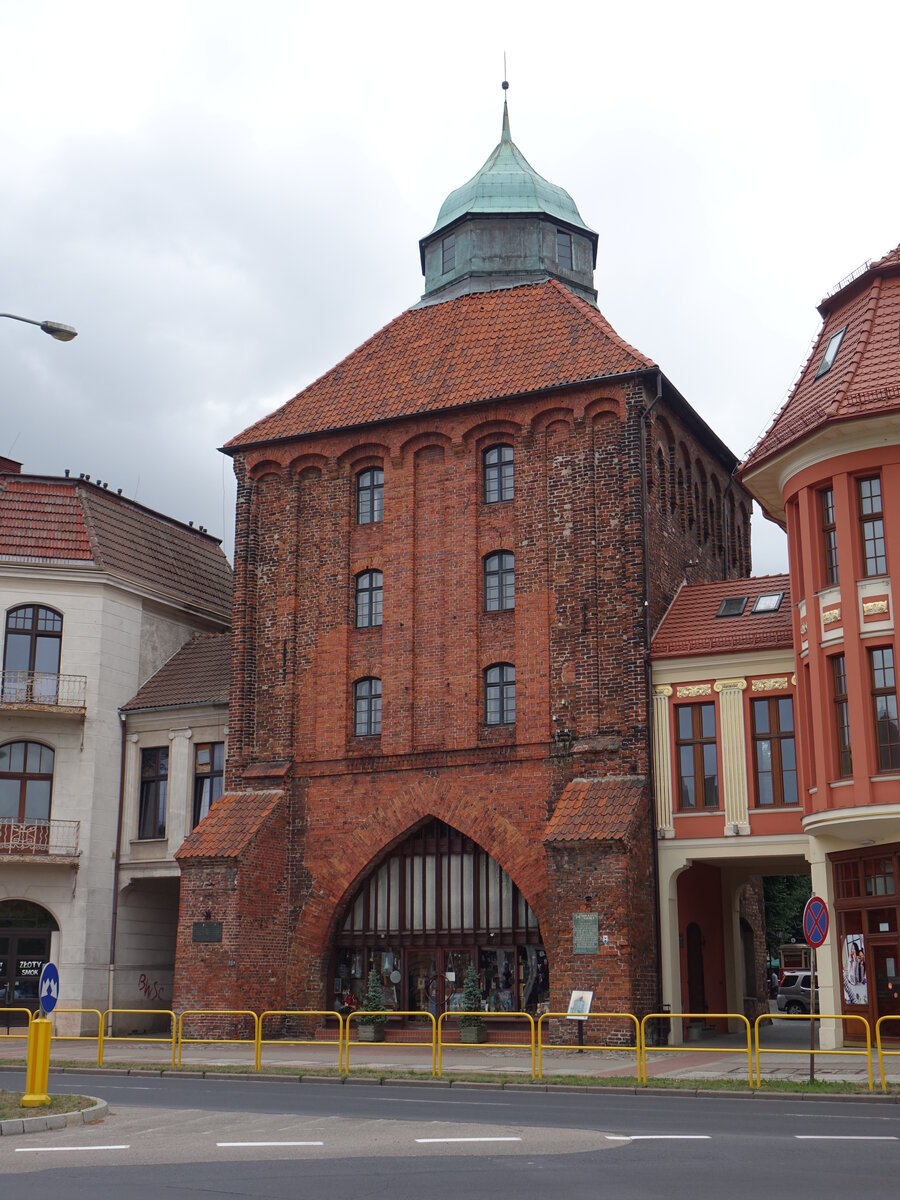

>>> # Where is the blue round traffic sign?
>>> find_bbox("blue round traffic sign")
[38,962,59,1014]
[803,896,829,949]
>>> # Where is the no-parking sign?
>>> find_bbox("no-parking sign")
[802,896,829,949]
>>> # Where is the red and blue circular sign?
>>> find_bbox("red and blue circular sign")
[803,896,829,949]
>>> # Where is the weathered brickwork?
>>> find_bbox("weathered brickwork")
[175,375,751,1023]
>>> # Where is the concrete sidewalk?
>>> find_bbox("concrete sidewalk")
[1,1022,897,1089]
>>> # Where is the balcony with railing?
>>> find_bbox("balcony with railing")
[0,818,80,859]
[0,670,86,718]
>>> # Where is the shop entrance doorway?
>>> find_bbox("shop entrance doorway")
[332,820,549,1022]
[0,900,57,1027]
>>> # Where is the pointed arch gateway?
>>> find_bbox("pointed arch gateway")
[331,819,549,1021]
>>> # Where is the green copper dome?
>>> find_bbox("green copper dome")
[427,102,594,237]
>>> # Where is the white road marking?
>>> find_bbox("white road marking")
[416,1136,522,1144]
[217,1141,324,1148]
[606,1135,711,1142]
[15,1145,130,1153]
[795,1135,897,1141]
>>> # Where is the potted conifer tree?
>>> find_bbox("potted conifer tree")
[357,965,388,1042]
[458,964,487,1043]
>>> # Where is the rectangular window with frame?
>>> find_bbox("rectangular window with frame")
[821,487,839,586]
[858,476,887,577]
[556,229,572,270]
[752,696,798,806]
[138,747,168,840]
[442,233,456,274]
[870,646,900,772]
[832,654,852,778]
[192,742,225,828]
[675,703,718,809]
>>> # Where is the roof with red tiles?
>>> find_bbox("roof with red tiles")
[225,279,653,449]
[743,244,900,475]
[0,474,232,620]
[543,776,645,843]
[123,634,230,712]
[651,574,792,660]
[176,789,283,860]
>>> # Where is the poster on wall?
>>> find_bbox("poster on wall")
[842,934,868,1006]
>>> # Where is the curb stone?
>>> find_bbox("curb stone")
[0,1098,108,1138]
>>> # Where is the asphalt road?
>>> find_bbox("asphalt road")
[1,1070,899,1199]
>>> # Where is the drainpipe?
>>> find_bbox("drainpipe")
[639,370,665,1020]
[107,709,128,1026]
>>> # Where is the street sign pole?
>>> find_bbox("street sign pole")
[23,962,59,1108]
[809,946,816,1084]
[802,896,829,1086]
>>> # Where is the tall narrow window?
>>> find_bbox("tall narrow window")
[192,742,225,828]
[484,552,514,612]
[484,664,515,726]
[832,654,852,778]
[870,647,900,772]
[815,325,847,379]
[858,476,887,577]
[0,742,54,824]
[354,677,382,737]
[442,233,456,274]
[483,445,514,504]
[2,606,62,703]
[676,703,718,809]
[752,698,798,806]
[138,747,168,839]
[356,468,384,525]
[557,229,572,270]
[355,570,383,627]
[821,487,839,586]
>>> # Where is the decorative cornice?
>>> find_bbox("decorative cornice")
[714,678,747,693]
[751,677,789,693]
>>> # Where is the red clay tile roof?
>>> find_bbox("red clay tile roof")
[743,245,900,474]
[543,776,645,843]
[651,574,792,659]
[0,474,232,620]
[123,634,230,711]
[225,280,653,448]
[176,789,283,860]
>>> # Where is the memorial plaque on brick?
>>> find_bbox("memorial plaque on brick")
[192,921,223,943]
[573,912,599,955]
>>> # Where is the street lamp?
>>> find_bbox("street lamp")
[1,312,77,341]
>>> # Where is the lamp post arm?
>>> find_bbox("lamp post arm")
[1,313,77,341]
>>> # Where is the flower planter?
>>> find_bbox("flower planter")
[459,1025,487,1044]
[357,1024,386,1042]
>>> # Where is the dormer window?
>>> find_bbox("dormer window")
[716,596,748,618]
[557,230,572,270]
[442,234,456,274]
[815,325,847,379]
[752,592,784,614]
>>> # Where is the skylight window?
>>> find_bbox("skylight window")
[716,596,748,618]
[752,592,784,614]
[815,325,847,379]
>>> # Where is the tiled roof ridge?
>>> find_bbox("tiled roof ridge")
[6,474,224,546]
[544,278,654,370]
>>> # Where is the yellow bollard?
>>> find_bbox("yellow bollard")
[22,1017,52,1107]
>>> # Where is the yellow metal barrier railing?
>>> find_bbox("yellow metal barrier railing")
[178,1009,259,1068]
[536,1012,641,1081]
[0,1007,33,1047]
[641,1012,753,1088]
[258,1010,344,1072]
[50,1008,104,1066]
[345,1011,437,1076]
[876,1015,900,1093]
[436,1011,535,1078]
[754,1013,873,1091]
[101,1009,177,1068]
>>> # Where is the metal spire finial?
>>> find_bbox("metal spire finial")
[501,53,511,141]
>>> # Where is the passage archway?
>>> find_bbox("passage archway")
[331,820,548,1021]
[0,899,58,1021]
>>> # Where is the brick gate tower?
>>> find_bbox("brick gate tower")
[173,96,751,1028]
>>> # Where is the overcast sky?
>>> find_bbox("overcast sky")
[3,1,899,575]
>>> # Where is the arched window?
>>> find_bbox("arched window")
[354,677,382,737]
[3,606,62,703]
[656,449,667,514]
[483,552,514,612]
[356,468,384,525]
[355,570,383,627]
[484,663,515,726]
[483,445,514,504]
[0,741,54,824]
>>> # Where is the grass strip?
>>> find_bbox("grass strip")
[0,1090,95,1121]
